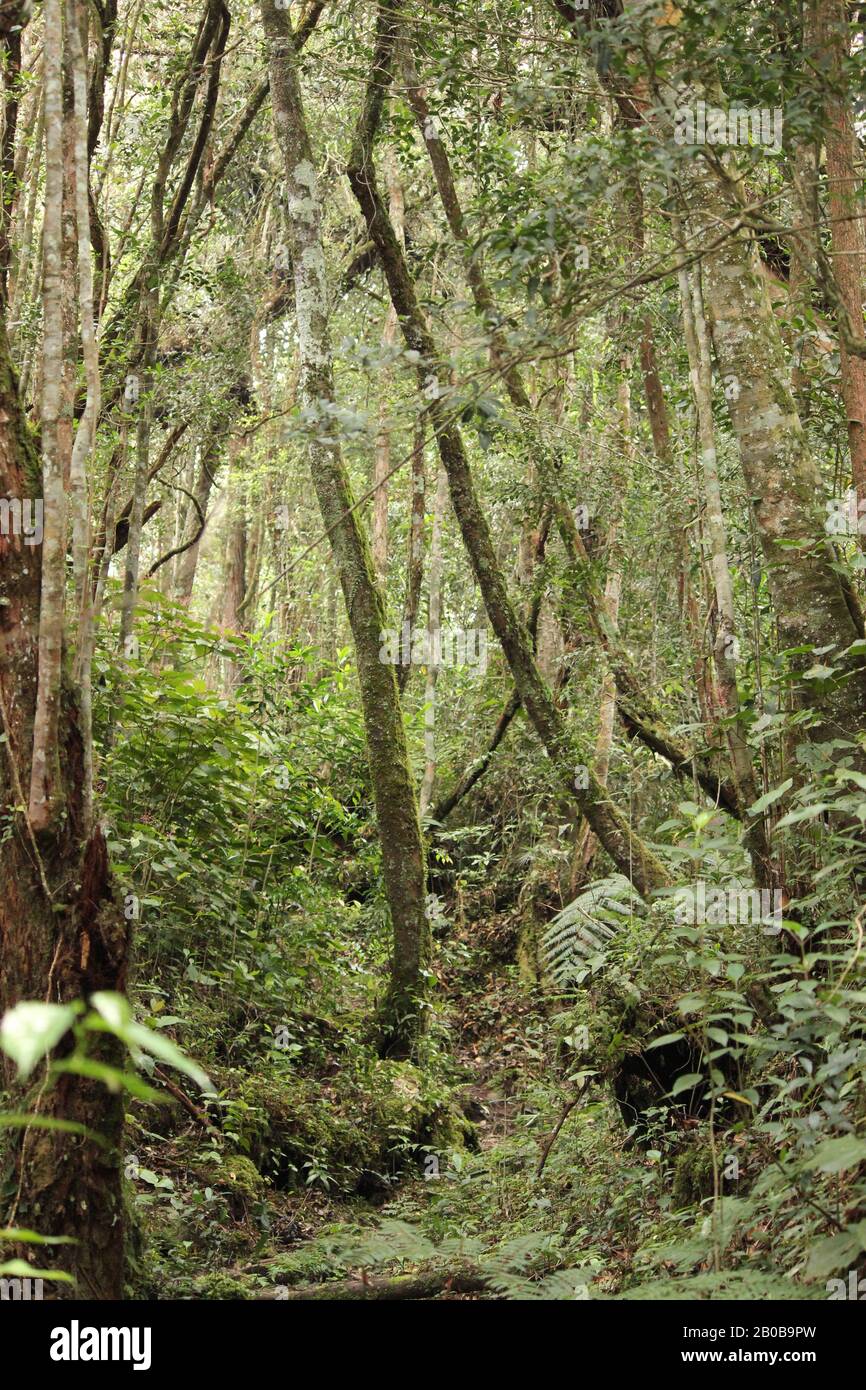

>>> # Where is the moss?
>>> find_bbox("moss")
[212,1153,266,1204]
[672,1144,716,1208]
[371,1059,475,1153]
[229,1070,368,1187]
[517,912,543,983]
[187,1271,261,1300]
[222,1059,471,1193]
[260,1244,348,1286]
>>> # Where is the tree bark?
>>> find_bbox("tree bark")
[397,421,425,693]
[557,0,866,746]
[678,258,757,805]
[349,1,669,897]
[67,0,100,833]
[261,0,430,1055]
[0,225,127,1303]
[419,462,447,816]
[257,1269,491,1301]
[372,149,404,584]
[28,0,66,831]
[813,0,866,509]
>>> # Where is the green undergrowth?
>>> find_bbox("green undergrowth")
[107,614,866,1301]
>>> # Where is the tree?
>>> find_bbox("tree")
[260,0,430,1055]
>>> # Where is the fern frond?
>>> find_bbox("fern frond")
[542,874,645,985]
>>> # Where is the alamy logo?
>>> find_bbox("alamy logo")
[0,497,43,545]
[827,1271,866,1300]
[825,490,866,537]
[673,880,783,932]
[674,101,783,154]
[0,1277,43,1300]
[379,622,488,674]
[49,1320,152,1372]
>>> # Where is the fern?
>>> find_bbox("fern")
[316,1222,590,1299]
[542,874,645,986]
[613,1270,810,1301]
[481,1233,591,1300]
[318,1219,484,1271]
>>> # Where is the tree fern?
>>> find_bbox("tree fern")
[542,874,645,986]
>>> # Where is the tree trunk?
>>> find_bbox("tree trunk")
[560,0,866,745]
[405,33,736,818]
[67,0,101,835]
[813,0,866,507]
[0,264,127,1303]
[261,0,430,1055]
[349,1,669,897]
[371,149,405,584]
[680,164,866,741]
[28,0,66,830]
[570,368,628,892]
[678,258,758,805]
[397,421,425,693]
[174,432,220,605]
[419,462,447,816]
[221,435,248,692]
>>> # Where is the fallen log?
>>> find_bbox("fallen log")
[256,1269,492,1301]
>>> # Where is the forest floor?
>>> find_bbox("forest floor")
[126,870,836,1304]
[129,895,628,1302]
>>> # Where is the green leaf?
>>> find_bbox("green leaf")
[0,1228,76,1246]
[802,1135,866,1174]
[0,1002,79,1078]
[89,991,213,1093]
[50,1056,164,1102]
[803,664,837,681]
[0,1259,74,1283]
[676,995,706,1015]
[805,1231,860,1280]
[775,803,831,828]
[0,1113,108,1147]
[88,991,132,1032]
[747,778,793,816]
[646,1031,686,1050]
[670,1073,704,1096]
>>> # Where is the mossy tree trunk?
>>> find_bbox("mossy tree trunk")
[558,0,866,747]
[348,0,669,899]
[260,0,430,1056]
[680,165,866,741]
[404,36,738,819]
[812,0,866,511]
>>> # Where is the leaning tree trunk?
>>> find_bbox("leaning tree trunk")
[404,36,736,818]
[348,0,669,898]
[260,0,430,1056]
